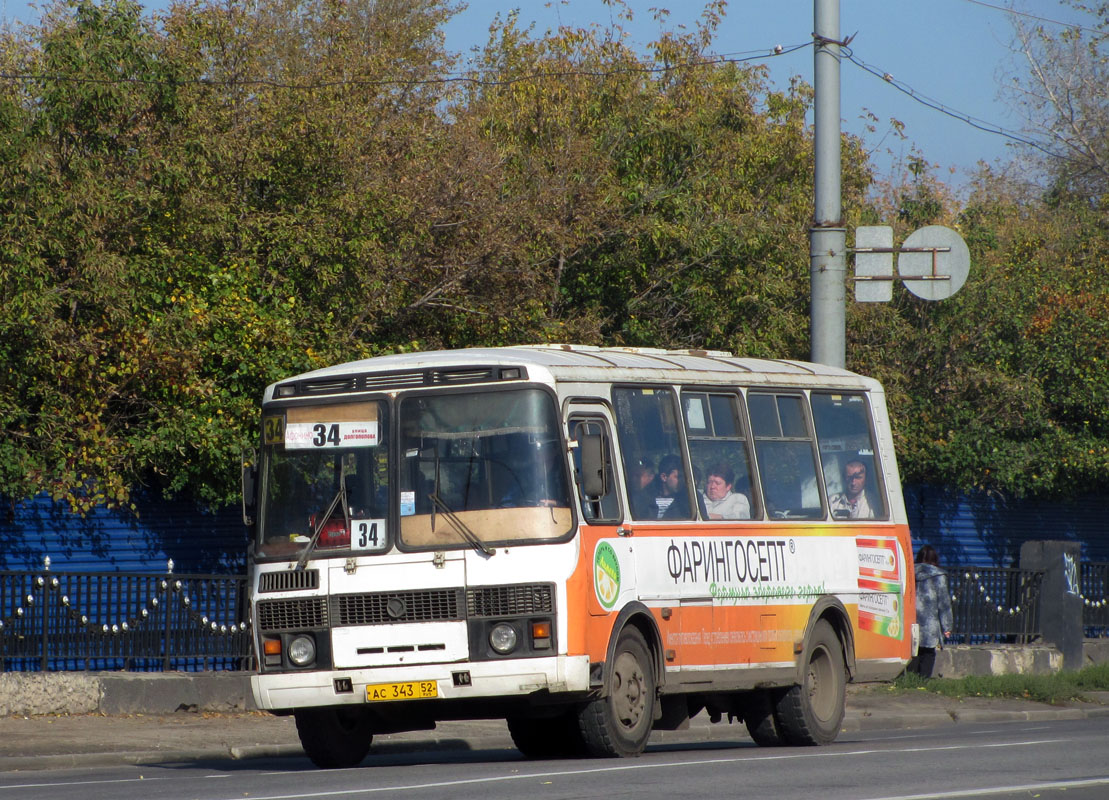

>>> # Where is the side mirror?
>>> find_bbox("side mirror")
[579,433,608,499]
[241,450,258,527]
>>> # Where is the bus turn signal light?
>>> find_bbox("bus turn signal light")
[531,620,552,649]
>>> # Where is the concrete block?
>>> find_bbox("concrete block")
[1083,640,1109,667]
[98,673,255,714]
[0,673,99,716]
[934,645,1062,679]
[1020,541,1084,670]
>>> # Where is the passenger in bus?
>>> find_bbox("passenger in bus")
[629,460,655,494]
[628,459,654,519]
[828,459,874,519]
[639,454,690,520]
[628,459,659,519]
[701,463,751,520]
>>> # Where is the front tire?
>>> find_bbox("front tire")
[507,711,586,759]
[294,706,375,768]
[775,619,847,745]
[578,626,656,757]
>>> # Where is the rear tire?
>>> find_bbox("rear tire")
[294,706,375,769]
[743,689,788,746]
[775,619,846,745]
[578,627,656,757]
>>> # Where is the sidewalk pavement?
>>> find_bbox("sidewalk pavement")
[2,686,1107,773]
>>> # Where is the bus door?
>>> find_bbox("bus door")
[567,405,636,661]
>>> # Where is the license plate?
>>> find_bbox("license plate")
[365,680,438,702]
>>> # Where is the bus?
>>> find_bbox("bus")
[243,345,918,768]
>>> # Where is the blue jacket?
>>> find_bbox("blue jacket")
[915,563,954,649]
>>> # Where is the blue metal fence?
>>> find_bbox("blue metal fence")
[1082,562,1109,638]
[2,562,1104,671]
[0,563,251,672]
[946,567,1043,645]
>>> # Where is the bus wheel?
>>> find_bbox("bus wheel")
[507,711,585,759]
[294,706,375,769]
[578,626,655,757]
[775,619,846,745]
[743,690,787,746]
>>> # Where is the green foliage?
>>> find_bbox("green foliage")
[892,663,1109,704]
[460,6,871,355]
[851,161,1109,499]
[0,0,1106,516]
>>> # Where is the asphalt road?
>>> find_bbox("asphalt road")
[1,716,1106,800]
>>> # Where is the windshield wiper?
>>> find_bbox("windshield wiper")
[295,470,350,571]
[427,492,495,556]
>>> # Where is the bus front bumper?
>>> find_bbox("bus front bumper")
[251,654,592,712]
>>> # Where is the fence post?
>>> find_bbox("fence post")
[40,578,48,672]
[163,560,174,671]
[40,557,51,672]
[1020,540,1083,670]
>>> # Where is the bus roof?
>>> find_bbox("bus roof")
[264,345,880,402]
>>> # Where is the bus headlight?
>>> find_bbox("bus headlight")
[288,634,317,667]
[489,623,518,654]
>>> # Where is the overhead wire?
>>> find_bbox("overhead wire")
[0,21,1080,164]
[0,41,813,90]
[960,0,1106,37]
[842,44,1070,162]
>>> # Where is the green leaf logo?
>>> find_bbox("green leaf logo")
[594,541,621,610]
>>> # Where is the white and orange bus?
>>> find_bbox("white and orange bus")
[244,345,918,768]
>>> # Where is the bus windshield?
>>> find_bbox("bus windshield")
[398,387,573,549]
[258,400,389,558]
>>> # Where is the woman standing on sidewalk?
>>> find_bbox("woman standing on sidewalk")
[912,545,953,678]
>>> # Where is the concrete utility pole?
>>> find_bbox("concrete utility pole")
[810,0,846,368]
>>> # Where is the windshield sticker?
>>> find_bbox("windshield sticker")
[400,491,415,517]
[284,421,379,449]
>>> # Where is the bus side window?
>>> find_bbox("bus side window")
[811,392,888,520]
[570,418,620,523]
[683,391,757,520]
[748,392,824,520]
[613,387,694,521]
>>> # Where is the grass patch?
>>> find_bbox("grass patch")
[890,662,1109,704]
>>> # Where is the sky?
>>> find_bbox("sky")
[0,0,1092,186]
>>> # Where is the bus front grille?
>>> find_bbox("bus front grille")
[256,597,329,631]
[334,589,464,626]
[467,584,554,617]
[258,569,319,593]
[258,584,555,632]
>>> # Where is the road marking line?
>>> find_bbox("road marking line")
[858,776,1109,800]
[239,738,1070,800]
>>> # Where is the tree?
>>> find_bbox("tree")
[1006,1,1109,202]
[0,0,470,511]
[460,2,872,354]
[851,159,1109,499]
[0,0,193,512]
[846,0,1109,500]
[3,0,1104,515]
